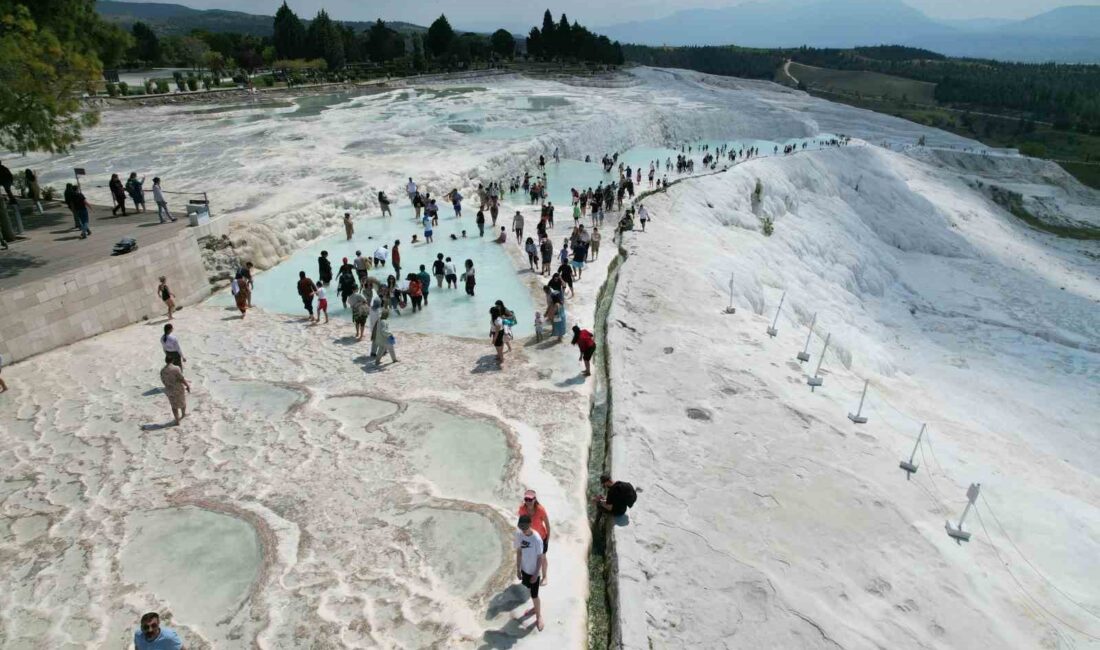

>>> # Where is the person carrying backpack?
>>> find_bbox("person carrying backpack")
[593,472,637,525]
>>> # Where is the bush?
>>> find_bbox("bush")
[176,78,186,92]
[156,79,170,94]
[761,216,775,236]
[42,186,57,201]
[106,82,119,97]
[118,81,129,96]
[261,75,274,87]
[1018,141,1048,158]
[202,76,211,90]
[186,77,199,91]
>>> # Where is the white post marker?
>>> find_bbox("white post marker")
[767,291,786,338]
[899,423,925,478]
[724,273,736,314]
[848,379,869,423]
[807,333,830,390]
[797,313,816,363]
[946,483,980,543]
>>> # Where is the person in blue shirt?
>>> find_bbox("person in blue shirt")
[134,612,182,649]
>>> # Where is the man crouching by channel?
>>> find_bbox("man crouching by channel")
[515,514,548,631]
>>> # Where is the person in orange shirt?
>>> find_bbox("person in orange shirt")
[518,489,552,556]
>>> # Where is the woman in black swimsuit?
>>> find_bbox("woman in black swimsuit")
[157,276,176,320]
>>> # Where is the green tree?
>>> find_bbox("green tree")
[273,1,306,59]
[540,10,556,59]
[203,51,227,77]
[526,27,541,59]
[0,1,130,153]
[306,9,344,70]
[367,20,404,63]
[491,29,515,59]
[411,34,426,72]
[557,14,571,58]
[426,14,455,58]
[130,21,160,63]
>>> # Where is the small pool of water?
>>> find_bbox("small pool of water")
[401,404,512,504]
[209,379,305,419]
[393,507,503,599]
[120,506,261,632]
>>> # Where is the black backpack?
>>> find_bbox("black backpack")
[615,481,638,509]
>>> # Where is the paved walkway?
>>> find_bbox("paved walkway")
[0,199,192,291]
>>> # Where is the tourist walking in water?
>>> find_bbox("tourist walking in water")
[109,173,128,216]
[545,293,567,342]
[417,264,432,306]
[444,257,458,289]
[126,173,146,213]
[379,190,392,217]
[514,514,548,632]
[318,251,333,286]
[513,210,524,240]
[134,612,183,650]
[525,237,539,271]
[157,276,176,320]
[160,358,191,425]
[463,259,476,296]
[297,271,317,323]
[343,212,354,240]
[476,209,485,237]
[152,177,174,223]
[406,178,417,204]
[372,311,397,365]
[315,283,330,323]
[161,323,184,368]
[572,325,596,376]
[589,227,601,261]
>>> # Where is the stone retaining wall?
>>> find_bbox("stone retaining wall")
[0,219,227,365]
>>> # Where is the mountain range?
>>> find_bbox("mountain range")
[596,0,1100,63]
[96,1,427,37]
[97,0,1100,63]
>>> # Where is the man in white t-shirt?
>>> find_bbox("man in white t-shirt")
[406,178,417,203]
[373,245,388,268]
[514,514,548,631]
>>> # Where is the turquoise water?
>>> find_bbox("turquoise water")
[233,136,836,336]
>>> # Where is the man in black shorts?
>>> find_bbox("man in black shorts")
[514,514,547,631]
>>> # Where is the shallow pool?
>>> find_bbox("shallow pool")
[231,136,838,337]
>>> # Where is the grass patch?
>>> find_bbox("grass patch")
[789,61,936,103]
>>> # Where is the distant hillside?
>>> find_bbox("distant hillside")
[96,1,427,36]
[599,0,1100,63]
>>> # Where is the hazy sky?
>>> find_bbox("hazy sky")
[121,0,1100,26]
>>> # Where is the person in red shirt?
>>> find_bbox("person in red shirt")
[518,489,551,556]
[571,325,596,376]
[391,239,402,277]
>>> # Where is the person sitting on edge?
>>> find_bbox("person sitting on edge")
[134,612,182,650]
[593,472,637,525]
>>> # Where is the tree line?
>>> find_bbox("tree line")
[527,10,624,65]
[624,42,1100,135]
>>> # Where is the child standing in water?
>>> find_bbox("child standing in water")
[315,284,329,323]
[534,311,545,342]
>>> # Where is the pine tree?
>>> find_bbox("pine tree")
[491,29,515,60]
[306,9,344,70]
[540,10,556,59]
[273,2,305,59]
[426,14,455,58]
